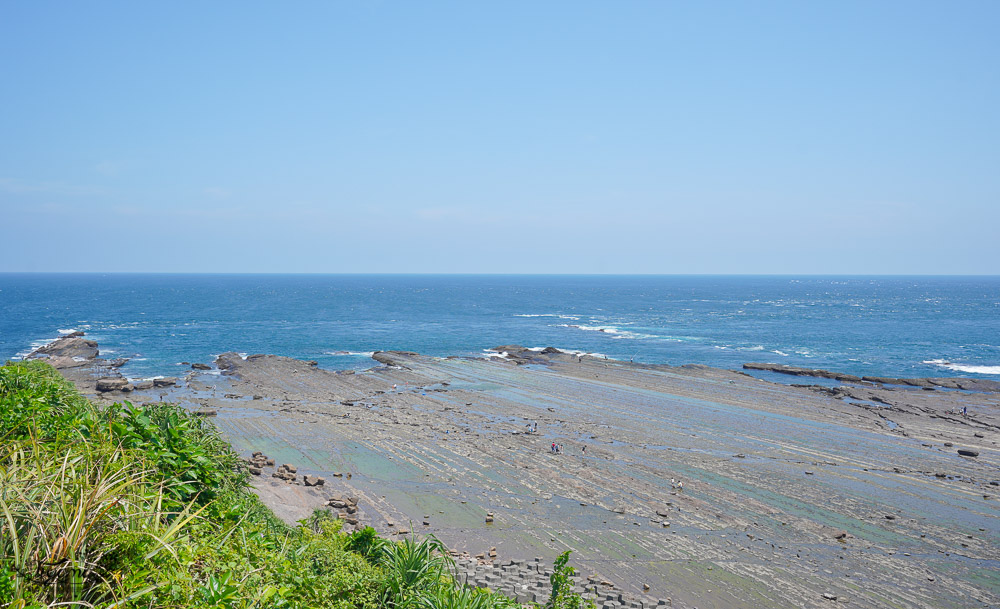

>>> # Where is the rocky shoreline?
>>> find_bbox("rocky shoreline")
[22,334,1000,609]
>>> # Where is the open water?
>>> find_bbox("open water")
[1,274,998,381]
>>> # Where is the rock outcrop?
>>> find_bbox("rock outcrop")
[28,336,100,369]
[744,363,1000,392]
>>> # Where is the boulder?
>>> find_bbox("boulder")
[153,377,178,387]
[96,378,131,393]
[191,363,212,370]
[958,449,980,457]
[133,380,154,390]
[303,475,325,487]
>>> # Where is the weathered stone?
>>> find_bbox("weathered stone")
[303,475,325,487]
[96,378,130,392]
[957,449,980,457]
[191,363,212,370]
[153,377,178,387]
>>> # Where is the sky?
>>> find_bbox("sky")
[1,2,998,274]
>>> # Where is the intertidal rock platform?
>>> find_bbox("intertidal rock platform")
[37,339,1000,609]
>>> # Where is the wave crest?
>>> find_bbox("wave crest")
[923,359,1000,375]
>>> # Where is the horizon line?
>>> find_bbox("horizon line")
[1,271,999,278]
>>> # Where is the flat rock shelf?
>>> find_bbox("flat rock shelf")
[41,339,1000,609]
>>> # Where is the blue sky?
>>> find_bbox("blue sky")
[1,2,997,273]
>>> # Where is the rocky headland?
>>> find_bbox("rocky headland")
[24,336,1000,609]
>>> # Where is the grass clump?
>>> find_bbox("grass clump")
[0,359,594,609]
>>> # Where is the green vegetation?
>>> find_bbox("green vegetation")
[0,360,595,609]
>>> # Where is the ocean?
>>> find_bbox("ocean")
[2,274,998,381]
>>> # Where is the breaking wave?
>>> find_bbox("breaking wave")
[923,359,1000,375]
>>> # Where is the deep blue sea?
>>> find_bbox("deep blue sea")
[2,274,998,381]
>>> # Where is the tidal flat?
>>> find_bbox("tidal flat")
[52,340,1000,609]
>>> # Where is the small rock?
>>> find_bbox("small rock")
[822,593,837,601]
[303,475,325,487]
[191,363,212,370]
[957,449,980,457]
[885,514,897,520]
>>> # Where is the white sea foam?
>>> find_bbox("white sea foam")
[518,346,613,359]
[325,351,376,357]
[923,359,1000,375]
[515,313,581,320]
[14,336,61,360]
[57,328,79,335]
[772,350,789,357]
